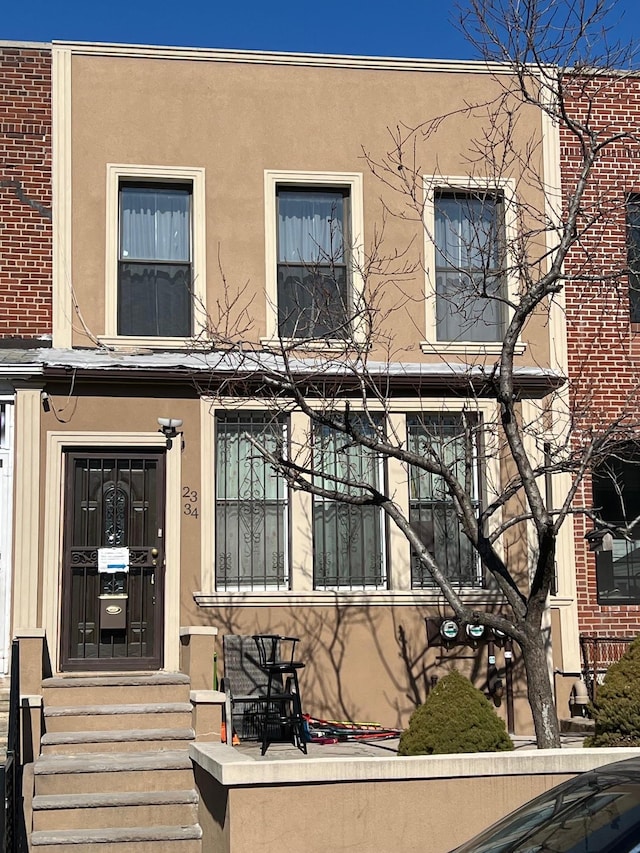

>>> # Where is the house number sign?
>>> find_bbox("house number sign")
[182,486,199,518]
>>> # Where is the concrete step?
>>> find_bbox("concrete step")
[42,673,190,707]
[30,824,202,852]
[32,789,199,831]
[43,703,193,733]
[41,727,196,754]
[34,750,195,796]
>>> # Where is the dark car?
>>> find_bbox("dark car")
[449,756,640,853]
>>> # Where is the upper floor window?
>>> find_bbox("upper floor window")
[312,417,386,590]
[408,413,482,588]
[277,187,350,339]
[215,412,289,591]
[118,182,192,337]
[628,195,640,322]
[103,165,206,347]
[434,191,505,343]
[263,171,364,346]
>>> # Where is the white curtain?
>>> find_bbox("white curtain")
[120,187,190,262]
[435,194,502,342]
[278,191,344,264]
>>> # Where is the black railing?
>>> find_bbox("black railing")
[1,640,21,852]
[579,635,634,702]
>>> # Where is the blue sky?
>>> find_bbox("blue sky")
[1,0,639,61]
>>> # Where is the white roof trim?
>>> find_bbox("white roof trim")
[52,41,508,74]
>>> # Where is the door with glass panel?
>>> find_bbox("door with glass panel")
[61,451,165,671]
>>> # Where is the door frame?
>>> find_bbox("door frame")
[60,449,166,672]
[42,432,182,673]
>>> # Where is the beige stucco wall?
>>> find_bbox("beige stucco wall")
[204,603,533,733]
[66,51,551,366]
[195,766,571,853]
[29,383,539,729]
[191,745,640,853]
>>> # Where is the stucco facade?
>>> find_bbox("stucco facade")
[0,42,582,736]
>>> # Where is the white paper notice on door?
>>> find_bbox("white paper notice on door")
[98,547,130,573]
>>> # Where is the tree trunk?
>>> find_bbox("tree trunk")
[522,629,561,749]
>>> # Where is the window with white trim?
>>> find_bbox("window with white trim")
[215,412,289,591]
[263,171,364,344]
[103,165,206,346]
[277,186,350,339]
[422,177,519,354]
[312,416,386,590]
[434,190,505,343]
[118,182,193,337]
[408,413,483,588]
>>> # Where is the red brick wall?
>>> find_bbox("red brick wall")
[0,46,52,339]
[562,76,640,638]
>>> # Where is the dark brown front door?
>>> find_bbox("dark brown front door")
[61,451,165,671]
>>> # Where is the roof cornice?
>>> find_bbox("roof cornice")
[52,40,507,75]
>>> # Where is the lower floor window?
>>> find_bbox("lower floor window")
[592,445,640,604]
[211,408,491,593]
[215,413,288,590]
[408,414,482,588]
[312,418,386,589]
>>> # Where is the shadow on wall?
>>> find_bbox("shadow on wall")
[203,601,527,730]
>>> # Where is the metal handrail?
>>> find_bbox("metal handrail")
[579,635,634,702]
[2,639,21,852]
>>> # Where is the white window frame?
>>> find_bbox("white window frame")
[214,412,290,592]
[311,415,388,592]
[421,175,525,356]
[197,397,503,606]
[263,170,365,348]
[102,164,207,348]
[406,411,483,590]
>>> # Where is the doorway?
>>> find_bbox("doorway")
[61,450,165,671]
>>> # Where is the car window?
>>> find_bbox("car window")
[453,775,640,853]
[453,787,597,853]
[511,786,640,853]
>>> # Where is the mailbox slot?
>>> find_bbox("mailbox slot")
[99,594,128,630]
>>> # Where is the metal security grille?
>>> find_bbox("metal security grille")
[408,413,482,588]
[215,413,289,590]
[62,452,163,669]
[312,417,386,590]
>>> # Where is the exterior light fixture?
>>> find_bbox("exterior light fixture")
[157,417,183,448]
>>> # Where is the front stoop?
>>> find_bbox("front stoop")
[30,673,202,852]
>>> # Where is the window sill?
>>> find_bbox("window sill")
[98,335,211,351]
[260,337,368,353]
[194,589,503,607]
[419,341,526,357]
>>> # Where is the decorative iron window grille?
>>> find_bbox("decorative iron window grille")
[408,413,482,588]
[215,413,289,591]
[312,415,386,590]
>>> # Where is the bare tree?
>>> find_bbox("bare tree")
[199,0,640,749]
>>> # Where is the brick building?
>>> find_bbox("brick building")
[0,42,52,340]
[561,74,640,675]
[0,42,52,673]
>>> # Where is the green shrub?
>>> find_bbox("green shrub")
[398,669,514,755]
[586,636,640,748]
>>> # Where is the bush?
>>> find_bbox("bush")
[398,669,514,755]
[586,636,640,748]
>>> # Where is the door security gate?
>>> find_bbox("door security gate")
[61,451,165,671]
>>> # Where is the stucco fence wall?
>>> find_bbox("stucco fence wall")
[191,744,640,853]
